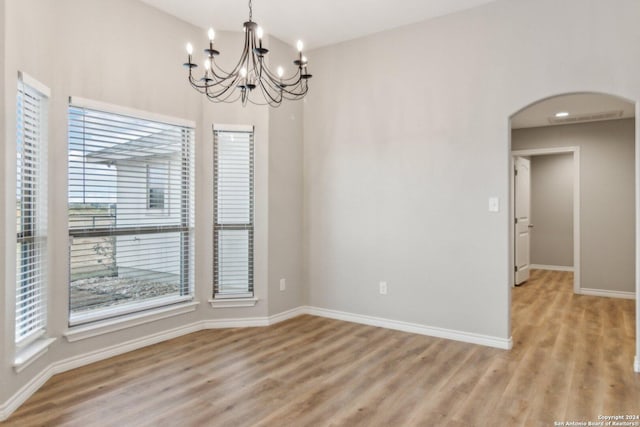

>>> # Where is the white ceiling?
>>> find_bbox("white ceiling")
[511,93,636,129]
[140,0,498,49]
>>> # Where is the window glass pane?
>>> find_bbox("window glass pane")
[216,229,252,294]
[15,76,48,344]
[68,104,194,320]
[214,129,254,297]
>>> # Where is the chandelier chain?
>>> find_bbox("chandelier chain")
[249,0,252,21]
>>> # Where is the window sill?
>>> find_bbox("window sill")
[64,301,200,342]
[14,337,57,373]
[69,295,194,326]
[209,297,259,309]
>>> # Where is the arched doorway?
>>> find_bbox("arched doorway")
[508,92,639,373]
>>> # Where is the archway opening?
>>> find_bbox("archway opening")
[508,92,638,373]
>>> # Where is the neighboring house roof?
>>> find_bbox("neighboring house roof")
[86,130,182,164]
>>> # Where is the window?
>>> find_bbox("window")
[213,126,254,298]
[68,98,194,325]
[147,162,169,211]
[148,188,165,210]
[15,72,49,345]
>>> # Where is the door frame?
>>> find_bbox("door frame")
[511,147,581,293]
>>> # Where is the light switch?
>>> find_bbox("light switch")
[488,197,500,213]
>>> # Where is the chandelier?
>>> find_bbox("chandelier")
[183,0,312,107]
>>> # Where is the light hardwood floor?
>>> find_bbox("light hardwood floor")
[2,270,638,426]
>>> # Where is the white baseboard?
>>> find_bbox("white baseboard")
[203,307,306,329]
[579,288,636,300]
[530,264,574,272]
[269,306,308,324]
[306,306,512,350]
[204,317,269,329]
[635,356,640,373]
[55,321,205,373]
[0,364,52,422]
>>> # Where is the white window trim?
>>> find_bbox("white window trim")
[18,71,50,97]
[65,300,199,342]
[209,297,258,309]
[14,337,56,373]
[69,295,194,327]
[213,123,253,132]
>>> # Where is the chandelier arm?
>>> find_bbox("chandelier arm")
[208,55,238,79]
[280,80,308,97]
[255,56,286,84]
[209,87,242,103]
[278,67,307,86]
[214,84,243,102]
[281,82,309,99]
[206,21,252,83]
[255,54,304,86]
[189,67,245,101]
[189,72,236,96]
[257,77,284,105]
[205,81,236,100]
[247,92,280,107]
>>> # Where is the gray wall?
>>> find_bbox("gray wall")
[529,153,574,268]
[267,37,305,314]
[513,119,635,293]
[1,0,304,406]
[303,0,640,344]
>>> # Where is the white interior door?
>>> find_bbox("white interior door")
[514,156,531,285]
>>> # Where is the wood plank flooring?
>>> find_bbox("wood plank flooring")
[2,270,638,426]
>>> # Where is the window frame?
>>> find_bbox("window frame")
[146,161,170,212]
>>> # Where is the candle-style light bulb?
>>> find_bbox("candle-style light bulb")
[240,67,247,78]
[205,59,211,71]
[256,27,264,49]
[296,40,304,52]
[186,43,194,55]
[302,56,308,64]
[277,66,284,78]
[208,28,215,42]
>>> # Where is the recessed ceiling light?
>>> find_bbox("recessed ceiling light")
[555,111,570,118]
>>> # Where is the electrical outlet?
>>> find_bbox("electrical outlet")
[379,281,388,295]
[488,197,500,212]
[279,278,286,291]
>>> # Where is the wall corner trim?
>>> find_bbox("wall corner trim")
[634,356,640,373]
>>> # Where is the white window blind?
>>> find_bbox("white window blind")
[68,101,194,324]
[16,73,49,345]
[213,127,254,298]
